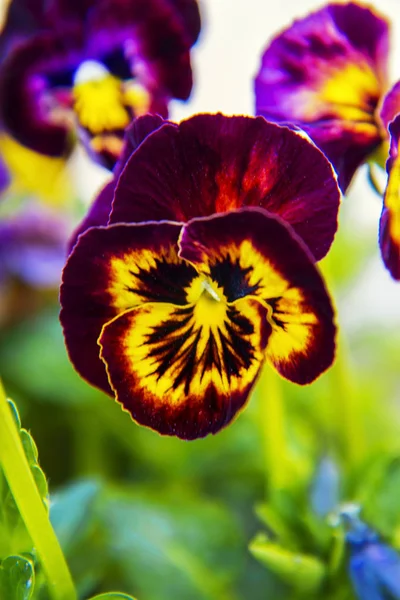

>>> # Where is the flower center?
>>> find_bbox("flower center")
[185,276,227,328]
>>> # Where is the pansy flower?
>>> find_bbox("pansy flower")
[0,205,68,288]
[0,0,200,170]
[254,2,400,282]
[254,2,400,193]
[60,114,339,440]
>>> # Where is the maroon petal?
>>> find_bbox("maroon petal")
[379,115,400,280]
[60,221,187,394]
[168,0,201,46]
[111,113,340,261]
[68,114,167,251]
[179,208,336,384]
[0,29,83,155]
[255,3,389,191]
[88,0,197,100]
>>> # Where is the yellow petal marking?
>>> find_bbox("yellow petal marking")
[73,75,131,134]
[0,133,73,207]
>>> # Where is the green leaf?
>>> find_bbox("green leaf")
[99,488,243,600]
[249,533,326,593]
[357,454,400,537]
[0,555,35,600]
[88,594,137,600]
[50,479,100,552]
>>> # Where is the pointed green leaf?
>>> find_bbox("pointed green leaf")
[19,430,38,465]
[7,399,21,430]
[249,533,326,593]
[0,555,35,600]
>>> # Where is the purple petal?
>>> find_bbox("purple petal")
[0,206,68,287]
[87,0,197,99]
[379,115,400,280]
[0,29,83,156]
[68,114,166,251]
[380,80,400,129]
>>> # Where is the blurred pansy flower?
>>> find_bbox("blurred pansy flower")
[0,0,200,171]
[60,113,340,439]
[0,205,67,288]
[343,507,400,600]
[255,2,400,193]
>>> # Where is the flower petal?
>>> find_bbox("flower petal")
[0,29,81,155]
[379,115,400,280]
[88,0,197,100]
[380,80,400,129]
[99,296,269,439]
[67,114,166,251]
[111,113,340,261]
[60,221,188,394]
[255,3,389,191]
[179,209,336,384]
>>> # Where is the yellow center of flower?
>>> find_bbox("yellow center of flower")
[321,62,380,120]
[72,60,151,135]
[73,74,131,134]
[185,276,228,328]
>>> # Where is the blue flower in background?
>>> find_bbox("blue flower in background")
[345,510,400,600]
[310,457,340,518]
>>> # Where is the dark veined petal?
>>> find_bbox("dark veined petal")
[255,3,389,191]
[99,297,270,439]
[179,209,336,384]
[61,219,271,438]
[111,113,340,261]
[60,221,188,394]
[379,115,400,280]
[380,80,400,129]
[67,114,166,252]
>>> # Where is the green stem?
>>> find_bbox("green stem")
[0,379,77,600]
[331,338,364,468]
[256,365,288,499]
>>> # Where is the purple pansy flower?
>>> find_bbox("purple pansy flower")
[60,113,340,440]
[255,2,400,281]
[0,206,68,288]
[0,0,200,169]
[254,2,400,192]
